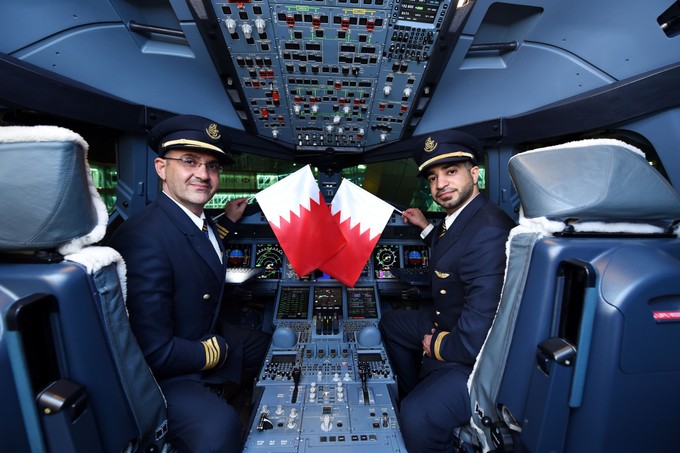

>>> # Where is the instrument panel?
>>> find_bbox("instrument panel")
[209,0,454,150]
[228,241,429,283]
[229,212,431,451]
[246,287,405,451]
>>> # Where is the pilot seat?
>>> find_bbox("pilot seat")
[0,126,168,452]
[459,139,680,453]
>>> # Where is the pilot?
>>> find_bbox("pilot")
[109,114,269,453]
[379,130,515,452]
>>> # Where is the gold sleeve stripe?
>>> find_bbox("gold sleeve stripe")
[433,331,450,361]
[216,224,229,239]
[200,336,221,370]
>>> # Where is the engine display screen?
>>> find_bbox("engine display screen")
[276,286,310,319]
[347,286,378,319]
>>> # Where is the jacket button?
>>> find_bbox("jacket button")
[440,289,447,295]
[203,293,210,300]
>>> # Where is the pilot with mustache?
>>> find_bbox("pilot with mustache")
[379,130,515,453]
[110,115,269,453]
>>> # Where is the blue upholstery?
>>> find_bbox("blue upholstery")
[0,126,167,452]
[466,139,680,452]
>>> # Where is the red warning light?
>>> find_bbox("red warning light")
[341,17,350,30]
[286,15,295,27]
[366,19,375,31]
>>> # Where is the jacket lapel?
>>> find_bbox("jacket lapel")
[157,194,226,283]
[431,195,487,266]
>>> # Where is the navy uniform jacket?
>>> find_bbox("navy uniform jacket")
[110,193,233,384]
[423,194,515,373]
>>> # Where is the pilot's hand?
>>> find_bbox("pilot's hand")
[224,197,249,223]
[402,208,430,230]
[422,329,435,357]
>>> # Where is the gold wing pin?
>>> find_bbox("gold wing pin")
[434,270,450,279]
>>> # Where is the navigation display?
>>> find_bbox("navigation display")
[373,244,399,279]
[398,0,442,24]
[255,243,284,279]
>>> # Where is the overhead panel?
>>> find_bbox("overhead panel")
[211,0,454,152]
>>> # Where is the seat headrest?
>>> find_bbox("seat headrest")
[0,126,108,253]
[508,139,680,222]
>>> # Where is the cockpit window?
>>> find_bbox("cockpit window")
[203,153,486,214]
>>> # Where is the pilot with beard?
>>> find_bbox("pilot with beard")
[110,115,269,453]
[379,130,515,453]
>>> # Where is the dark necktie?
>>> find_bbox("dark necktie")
[438,221,447,238]
[202,219,209,238]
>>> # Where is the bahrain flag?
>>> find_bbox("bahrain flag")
[255,165,346,276]
[320,179,395,287]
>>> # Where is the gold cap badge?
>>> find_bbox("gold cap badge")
[206,123,221,140]
[424,136,438,153]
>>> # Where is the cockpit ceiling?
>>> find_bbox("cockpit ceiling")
[190,0,467,153]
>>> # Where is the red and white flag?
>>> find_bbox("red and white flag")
[255,165,346,276]
[320,179,395,287]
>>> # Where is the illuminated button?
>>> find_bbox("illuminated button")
[341,17,350,30]
[366,19,375,31]
[312,16,321,28]
[272,90,280,103]
[286,15,295,27]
